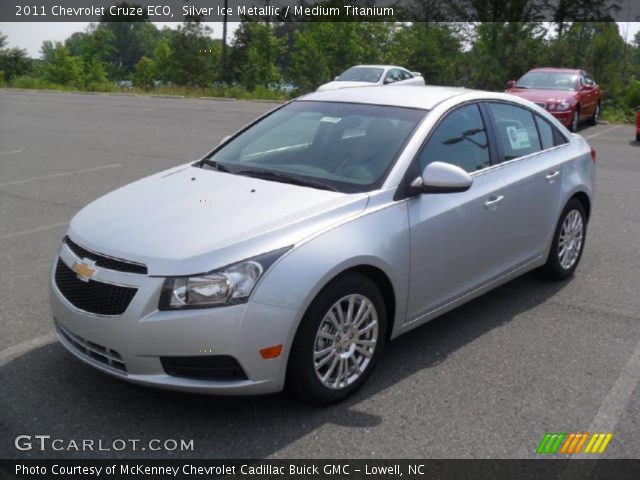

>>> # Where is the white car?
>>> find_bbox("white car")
[316,65,425,92]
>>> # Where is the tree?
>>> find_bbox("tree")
[153,36,174,85]
[98,3,158,78]
[384,23,464,85]
[39,41,83,86]
[0,47,32,82]
[468,22,548,90]
[230,22,283,90]
[133,56,155,89]
[167,20,219,86]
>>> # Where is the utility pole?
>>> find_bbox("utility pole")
[221,0,228,82]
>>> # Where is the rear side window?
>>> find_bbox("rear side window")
[488,103,542,162]
[535,116,554,150]
[418,104,491,173]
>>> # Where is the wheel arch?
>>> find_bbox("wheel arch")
[571,190,591,221]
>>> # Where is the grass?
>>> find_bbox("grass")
[7,76,293,101]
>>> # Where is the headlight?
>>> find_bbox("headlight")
[159,247,291,310]
[555,100,571,111]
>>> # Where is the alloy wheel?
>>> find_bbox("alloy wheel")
[558,209,584,270]
[313,294,379,390]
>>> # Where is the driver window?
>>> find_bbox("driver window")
[418,104,490,173]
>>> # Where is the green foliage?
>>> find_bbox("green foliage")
[0,47,33,82]
[39,41,84,87]
[132,56,156,90]
[166,20,219,86]
[1,18,639,118]
[231,23,283,91]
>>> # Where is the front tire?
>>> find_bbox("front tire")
[569,108,579,132]
[589,102,601,126]
[286,272,387,404]
[541,199,587,280]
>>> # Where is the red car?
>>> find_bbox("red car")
[505,68,601,132]
[636,109,639,142]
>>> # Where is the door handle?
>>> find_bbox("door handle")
[484,195,504,209]
[546,170,560,183]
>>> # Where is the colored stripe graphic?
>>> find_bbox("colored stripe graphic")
[536,433,566,454]
[538,433,613,455]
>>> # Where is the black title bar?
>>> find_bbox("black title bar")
[3,0,640,23]
[2,459,640,480]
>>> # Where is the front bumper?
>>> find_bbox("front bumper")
[549,110,573,126]
[50,243,298,395]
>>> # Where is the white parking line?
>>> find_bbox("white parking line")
[0,332,57,368]
[584,125,622,140]
[0,149,22,156]
[586,337,640,433]
[0,164,122,187]
[0,222,67,241]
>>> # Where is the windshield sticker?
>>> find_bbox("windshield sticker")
[320,116,342,124]
[506,126,532,150]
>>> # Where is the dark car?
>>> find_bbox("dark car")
[636,109,640,142]
[506,68,601,132]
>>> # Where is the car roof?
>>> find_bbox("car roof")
[528,67,582,74]
[300,85,471,110]
[348,65,405,70]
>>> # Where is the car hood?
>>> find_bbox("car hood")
[506,88,577,104]
[316,81,376,91]
[68,165,368,276]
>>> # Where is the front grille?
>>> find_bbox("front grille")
[161,356,248,381]
[55,259,137,316]
[63,236,147,274]
[56,321,127,373]
[534,101,546,109]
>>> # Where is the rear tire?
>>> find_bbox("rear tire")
[636,133,640,142]
[541,198,587,280]
[286,272,387,404]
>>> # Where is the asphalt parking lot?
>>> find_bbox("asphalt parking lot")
[0,90,638,460]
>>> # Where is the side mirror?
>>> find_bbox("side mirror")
[411,161,473,194]
[506,80,516,89]
[219,135,231,145]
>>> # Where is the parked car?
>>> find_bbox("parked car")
[51,86,595,403]
[316,65,424,92]
[505,68,601,132]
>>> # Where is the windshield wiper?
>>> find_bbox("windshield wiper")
[234,169,339,192]
[200,158,231,172]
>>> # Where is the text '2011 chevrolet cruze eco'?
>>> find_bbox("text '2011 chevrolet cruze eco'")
[51,86,595,403]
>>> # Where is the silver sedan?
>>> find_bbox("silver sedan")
[50,86,595,403]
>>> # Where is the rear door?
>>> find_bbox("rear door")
[485,101,567,268]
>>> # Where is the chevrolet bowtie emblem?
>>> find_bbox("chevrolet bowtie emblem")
[72,259,97,282]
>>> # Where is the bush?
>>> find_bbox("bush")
[10,75,62,90]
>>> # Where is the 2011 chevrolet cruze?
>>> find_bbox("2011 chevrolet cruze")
[51,86,595,403]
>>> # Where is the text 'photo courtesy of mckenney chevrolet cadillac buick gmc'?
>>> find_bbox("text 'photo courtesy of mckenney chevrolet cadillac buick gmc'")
[51,86,595,403]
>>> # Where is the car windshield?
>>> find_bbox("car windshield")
[336,67,385,83]
[202,101,427,193]
[516,71,578,91]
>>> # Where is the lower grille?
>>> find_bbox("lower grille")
[55,259,137,316]
[56,321,127,373]
[161,356,248,381]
